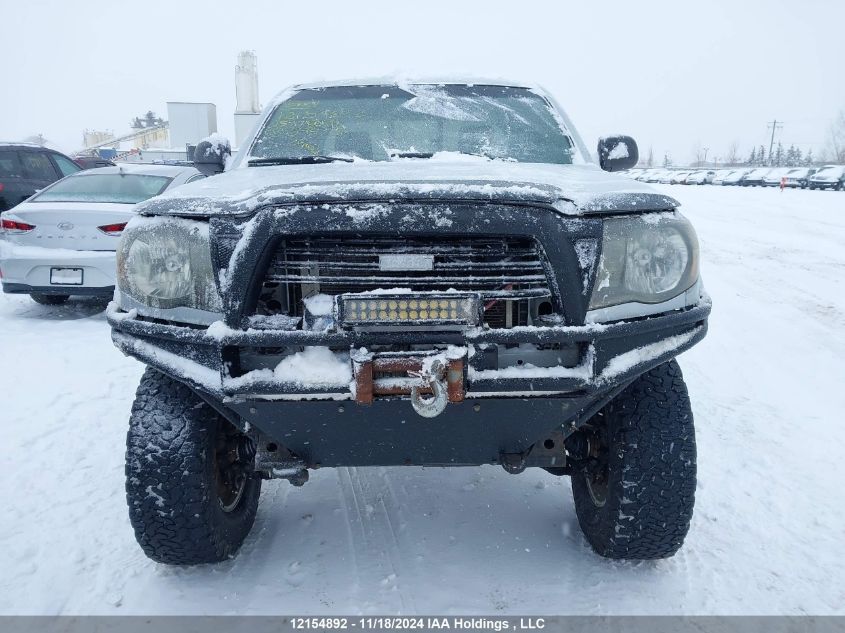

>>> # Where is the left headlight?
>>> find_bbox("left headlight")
[117,217,222,312]
[589,213,699,310]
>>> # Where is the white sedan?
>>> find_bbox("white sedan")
[0,164,203,305]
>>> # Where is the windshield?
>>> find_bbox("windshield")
[34,173,172,204]
[815,167,843,177]
[250,84,575,164]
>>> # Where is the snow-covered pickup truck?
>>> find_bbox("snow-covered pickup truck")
[107,79,711,565]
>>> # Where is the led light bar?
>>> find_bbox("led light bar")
[339,294,479,326]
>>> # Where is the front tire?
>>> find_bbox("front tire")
[30,293,69,305]
[125,368,261,565]
[570,360,696,560]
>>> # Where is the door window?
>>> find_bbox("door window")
[20,152,58,181]
[0,151,24,178]
[52,154,81,177]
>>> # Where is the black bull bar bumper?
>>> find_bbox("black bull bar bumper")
[107,300,710,467]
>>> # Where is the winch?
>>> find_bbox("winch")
[351,349,466,417]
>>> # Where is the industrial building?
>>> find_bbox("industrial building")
[77,51,261,163]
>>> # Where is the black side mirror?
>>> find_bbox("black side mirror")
[193,135,231,176]
[598,135,639,172]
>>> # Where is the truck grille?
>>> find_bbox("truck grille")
[255,236,553,328]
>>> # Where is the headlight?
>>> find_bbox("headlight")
[589,213,699,310]
[117,217,222,312]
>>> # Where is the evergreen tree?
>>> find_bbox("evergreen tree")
[662,153,672,168]
[774,142,784,166]
[747,147,757,166]
[758,145,767,166]
[804,149,814,166]
[785,145,797,166]
[646,146,654,168]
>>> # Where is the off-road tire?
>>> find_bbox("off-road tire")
[30,293,69,305]
[571,359,696,560]
[125,368,261,565]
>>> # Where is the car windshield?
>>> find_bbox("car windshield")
[249,84,575,164]
[33,173,172,204]
[815,167,843,177]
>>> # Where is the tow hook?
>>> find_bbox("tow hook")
[410,359,449,418]
[352,350,465,412]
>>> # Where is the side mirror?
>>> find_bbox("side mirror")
[598,135,639,172]
[193,134,232,176]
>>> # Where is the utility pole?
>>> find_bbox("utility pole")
[767,120,783,165]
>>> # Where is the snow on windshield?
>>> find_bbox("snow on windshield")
[249,84,575,165]
[34,174,172,204]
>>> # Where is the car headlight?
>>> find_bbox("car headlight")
[117,217,222,312]
[589,213,699,310]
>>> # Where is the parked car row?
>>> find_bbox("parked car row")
[626,165,845,190]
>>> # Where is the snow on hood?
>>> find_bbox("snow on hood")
[136,159,679,217]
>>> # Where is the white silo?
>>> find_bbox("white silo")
[234,51,261,147]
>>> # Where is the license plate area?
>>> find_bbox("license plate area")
[50,267,83,285]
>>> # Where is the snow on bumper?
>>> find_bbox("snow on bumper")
[106,298,711,402]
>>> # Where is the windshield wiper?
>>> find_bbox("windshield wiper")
[390,151,435,159]
[247,155,354,166]
[389,150,496,160]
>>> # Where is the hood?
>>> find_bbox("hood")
[136,159,679,218]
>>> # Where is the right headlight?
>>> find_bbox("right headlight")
[589,213,699,310]
[116,216,222,312]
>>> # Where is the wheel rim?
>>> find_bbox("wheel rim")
[214,421,252,513]
[585,467,609,507]
[582,425,610,508]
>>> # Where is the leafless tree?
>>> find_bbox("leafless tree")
[825,109,845,164]
[725,141,740,166]
[691,142,703,167]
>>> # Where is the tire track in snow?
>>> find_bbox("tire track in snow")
[336,467,417,614]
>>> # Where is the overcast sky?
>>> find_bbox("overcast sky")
[3,0,843,164]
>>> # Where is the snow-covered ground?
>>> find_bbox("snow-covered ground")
[1,185,844,615]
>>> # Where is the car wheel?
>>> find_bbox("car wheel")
[125,368,261,565]
[30,293,70,305]
[570,360,696,560]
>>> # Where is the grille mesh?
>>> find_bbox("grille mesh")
[255,236,552,328]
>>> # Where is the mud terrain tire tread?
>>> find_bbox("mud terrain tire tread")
[571,359,696,560]
[125,368,260,565]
